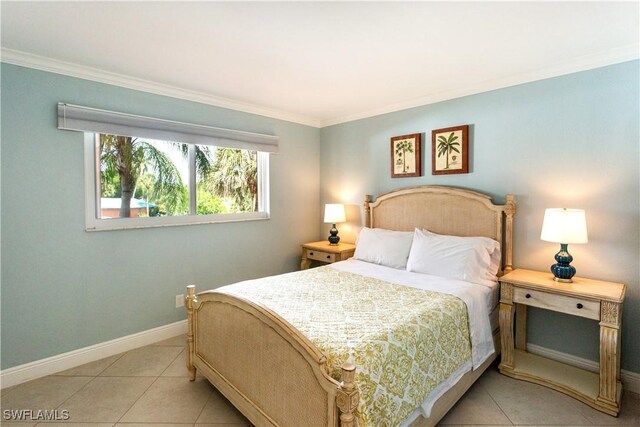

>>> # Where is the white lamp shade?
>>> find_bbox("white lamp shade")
[324,204,346,223]
[540,208,588,244]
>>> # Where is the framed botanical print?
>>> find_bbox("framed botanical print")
[432,125,469,175]
[391,133,421,178]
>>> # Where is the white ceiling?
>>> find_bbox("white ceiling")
[1,1,638,127]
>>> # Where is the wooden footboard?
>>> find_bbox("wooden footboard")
[185,285,358,427]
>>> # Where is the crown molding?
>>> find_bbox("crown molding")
[0,48,323,128]
[3,45,637,129]
[320,43,640,127]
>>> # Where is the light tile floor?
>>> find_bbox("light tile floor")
[1,335,638,426]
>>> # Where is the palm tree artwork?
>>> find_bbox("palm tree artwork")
[394,139,415,173]
[436,131,460,170]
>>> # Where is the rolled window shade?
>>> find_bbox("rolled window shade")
[57,103,278,153]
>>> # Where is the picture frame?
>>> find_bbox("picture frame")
[391,133,421,178]
[432,125,469,175]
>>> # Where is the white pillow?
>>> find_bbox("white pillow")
[353,228,414,269]
[418,228,502,282]
[406,228,501,286]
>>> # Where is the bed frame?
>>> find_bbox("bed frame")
[186,185,515,427]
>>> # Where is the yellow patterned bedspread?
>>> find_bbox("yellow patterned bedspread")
[220,266,472,426]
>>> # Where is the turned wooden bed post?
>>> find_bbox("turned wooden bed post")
[336,362,360,427]
[503,194,516,274]
[364,195,372,228]
[186,285,198,381]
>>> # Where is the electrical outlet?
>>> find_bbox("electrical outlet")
[175,294,185,308]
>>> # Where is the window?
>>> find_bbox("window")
[87,133,269,230]
[58,103,276,231]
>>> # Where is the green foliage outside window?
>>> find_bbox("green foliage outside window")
[99,134,259,218]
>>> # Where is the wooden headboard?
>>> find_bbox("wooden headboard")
[364,185,516,273]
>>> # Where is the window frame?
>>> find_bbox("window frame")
[84,133,270,232]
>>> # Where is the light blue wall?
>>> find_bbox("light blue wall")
[1,64,321,369]
[3,61,639,375]
[320,61,640,373]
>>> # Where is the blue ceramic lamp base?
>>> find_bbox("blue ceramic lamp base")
[550,243,576,283]
[328,224,340,245]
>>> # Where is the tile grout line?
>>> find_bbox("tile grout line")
[112,374,162,425]
[53,375,98,414]
[193,387,216,426]
[111,341,191,425]
[478,376,515,426]
[158,345,187,377]
[480,374,600,427]
[1,339,208,427]
[50,350,125,423]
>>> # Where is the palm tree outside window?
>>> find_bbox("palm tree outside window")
[98,133,261,220]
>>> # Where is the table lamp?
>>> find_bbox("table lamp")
[324,204,346,245]
[540,208,588,283]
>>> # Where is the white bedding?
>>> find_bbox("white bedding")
[329,258,497,421]
[330,258,496,368]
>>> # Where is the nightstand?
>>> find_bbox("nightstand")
[498,268,626,416]
[300,241,356,270]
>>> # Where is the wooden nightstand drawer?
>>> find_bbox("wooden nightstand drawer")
[300,241,356,270]
[306,249,336,263]
[513,287,600,320]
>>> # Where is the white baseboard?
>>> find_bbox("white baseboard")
[3,323,639,396]
[527,343,640,395]
[0,320,187,389]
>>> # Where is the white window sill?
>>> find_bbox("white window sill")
[85,212,270,232]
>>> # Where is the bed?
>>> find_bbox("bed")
[185,185,516,426]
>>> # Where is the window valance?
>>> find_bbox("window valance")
[57,103,279,153]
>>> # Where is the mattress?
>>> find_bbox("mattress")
[330,259,496,368]
[217,259,495,426]
[331,259,498,423]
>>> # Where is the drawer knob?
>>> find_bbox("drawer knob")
[326,255,331,259]
[577,303,583,309]
[309,252,314,255]
[525,293,531,299]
